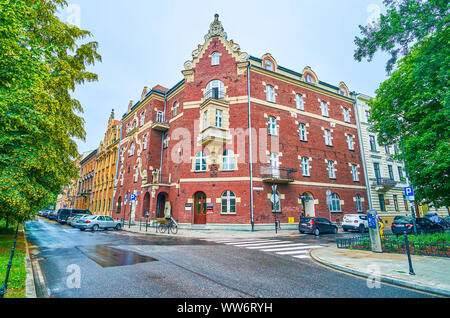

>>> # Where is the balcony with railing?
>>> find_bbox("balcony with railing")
[151,111,170,131]
[373,178,397,191]
[261,166,297,184]
[199,88,229,146]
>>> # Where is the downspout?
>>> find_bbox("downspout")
[352,92,373,210]
[89,155,97,211]
[247,62,255,231]
[110,122,123,217]
[160,93,167,183]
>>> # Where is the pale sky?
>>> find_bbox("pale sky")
[64,0,389,155]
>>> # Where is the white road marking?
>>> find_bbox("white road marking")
[233,241,291,247]
[224,240,278,245]
[260,244,308,251]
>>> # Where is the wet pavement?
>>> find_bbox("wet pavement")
[24,217,434,298]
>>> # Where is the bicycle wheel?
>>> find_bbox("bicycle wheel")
[159,224,167,233]
[170,224,178,234]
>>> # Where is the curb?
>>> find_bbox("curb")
[309,248,450,298]
[23,230,37,298]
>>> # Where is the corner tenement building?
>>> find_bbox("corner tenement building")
[111,14,368,230]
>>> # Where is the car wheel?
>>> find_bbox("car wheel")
[115,224,121,231]
[359,225,365,233]
[92,224,99,232]
[313,228,320,236]
[343,228,348,232]
[80,228,85,231]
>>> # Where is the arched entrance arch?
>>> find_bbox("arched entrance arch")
[193,191,207,224]
[300,192,315,217]
[156,192,168,218]
[142,192,151,218]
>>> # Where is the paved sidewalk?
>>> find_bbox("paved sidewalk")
[122,223,300,239]
[310,246,450,297]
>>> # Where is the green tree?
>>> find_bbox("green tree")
[0,0,101,223]
[354,0,450,208]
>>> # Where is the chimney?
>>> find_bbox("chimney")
[128,100,133,112]
[141,86,149,101]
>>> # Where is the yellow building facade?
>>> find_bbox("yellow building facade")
[75,149,98,210]
[91,110,121,215]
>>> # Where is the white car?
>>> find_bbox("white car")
[73,215,122,231]
[342,214,368,233]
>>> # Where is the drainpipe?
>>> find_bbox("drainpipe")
[160,93,167,183]
[110,122,123,218]
[247,62,255,231]
[89,157,97,211]
[352,92,373,210]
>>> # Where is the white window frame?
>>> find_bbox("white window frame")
[301,157,309,176]
[266,85,275,103]
[296,94,304,110]
[343,108,350,122]
[222,149,235,171]
[129,142,135,156]
[321,101,329,117]
[134,166,139,183]
[173,102,179,117]
[299,124,307,141]
[195,151,207,172]
[347,135,354,150]
[143,134,148,150]
[203,111,208,130]
[215,109,223,128]
[352,164,359,182]
[328,161,336,179]
[221,190,236,214]
[140,111,145,126]
[355,194,362,212]
[329,193,341,212]
[324,129,332,146]
[268,116,277,136]
[264,59,274,71]
[211,52,220,66]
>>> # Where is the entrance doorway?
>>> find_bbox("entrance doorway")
[301,192,315,217]
[142,192,150,218]
[156,192,167,218]
[193,192,207,224]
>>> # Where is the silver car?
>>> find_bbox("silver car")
[74,215,122,231]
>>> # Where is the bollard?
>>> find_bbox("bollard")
[404,232,415,275]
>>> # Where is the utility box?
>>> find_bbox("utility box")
[367,209,383,253]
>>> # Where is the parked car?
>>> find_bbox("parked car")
[37,210,47,217]
[48,210,58,220]
[299,217,338,236]
[424,212,450,229]
[342,214,369,233]
[68,214,89,227]
[56,209,92,224]
[73,215,122,231]
[391,216,445,235]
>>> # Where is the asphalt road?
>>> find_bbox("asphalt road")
[25,218,432,298]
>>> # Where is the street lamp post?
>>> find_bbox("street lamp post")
[382,118,417,235]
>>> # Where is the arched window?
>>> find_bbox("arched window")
[301,157,309,176]
[222,149,235,171]
[355,194,362,212]
[264,59,274,71]
[195,151,207,171]
[299,123,307,141]
[206,80,224,99]
[305,73,315,84]
[329,193,341,212]
[211,52,220,66]
[221,190,236,214]
[339,87,348,96]
[296,94,304,110]
[129,142,135,156]
[268,116,277,136]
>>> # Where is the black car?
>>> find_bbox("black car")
[56,209,92,224]
[299,217,338,236]
[391,216,445,235]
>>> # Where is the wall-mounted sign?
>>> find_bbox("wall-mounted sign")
[207,203,214,210]
[185,204,192,211]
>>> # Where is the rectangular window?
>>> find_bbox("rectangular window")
[369,135,377,151]
[268,117,277,136]
[373,163,381,183]
[378,194,386,211]
[143,134,148,150]
[347,135,354,150]
[299,124,307,141]
[352,164,359,182]
[266,85,275,102]
[203,111,208,129]
[398,166,404,181]
[385,145,390,155]
[393,195,399,211]
[365,110,371,122]
[296,94,304,110]
[134,167,139,183]
[140,112,145,126]
[343,108,350,122]
[324,129,332,146]
[388,165,394,180]
[321,101,329,117]
[215,109,223,128]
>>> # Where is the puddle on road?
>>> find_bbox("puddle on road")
[79,245,157,268]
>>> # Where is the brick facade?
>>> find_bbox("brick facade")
[111,15,368,229]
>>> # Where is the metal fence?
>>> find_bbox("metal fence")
[336,234,450,258]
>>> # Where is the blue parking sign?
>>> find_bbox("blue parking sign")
[404,187,414,197]
[129,194,136,201]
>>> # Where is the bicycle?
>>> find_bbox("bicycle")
[156,218,178,234]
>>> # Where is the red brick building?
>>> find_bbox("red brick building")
[112,14,368,230]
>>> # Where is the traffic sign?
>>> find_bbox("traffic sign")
[404,187,414,197]
[129,194,136,201]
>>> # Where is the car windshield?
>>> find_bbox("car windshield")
[395,217,413,224]
[300,217,313,223]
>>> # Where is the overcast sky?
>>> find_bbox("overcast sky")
[63,0,389,155]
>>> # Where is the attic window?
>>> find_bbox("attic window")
[339,87,348,96]
[305,73,315,84]
[264,59,274,71]
[212,52,220,66]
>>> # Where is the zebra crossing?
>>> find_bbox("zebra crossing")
[203,238,323,260]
